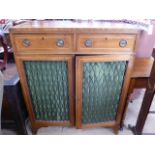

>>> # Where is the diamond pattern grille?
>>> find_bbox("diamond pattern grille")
[24,61,69,121]
[82,61,127,124]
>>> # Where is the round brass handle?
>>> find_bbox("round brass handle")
[85,39,93,47]
[119,39,127,48]
[23,39,31,47]
[56,39,64,47]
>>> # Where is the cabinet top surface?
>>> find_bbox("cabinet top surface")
[10,20,141,34]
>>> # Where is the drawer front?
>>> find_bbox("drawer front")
[77,34,136,52]
[13,34,73,52]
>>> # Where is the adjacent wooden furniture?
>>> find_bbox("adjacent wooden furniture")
[10,20,141,134]
[128,52,155,134]
[1,63,28,134]
[129,59,155,134]
[120,57,154,127]
[129,57,154,95]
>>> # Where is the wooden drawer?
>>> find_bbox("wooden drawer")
[13,34,73,52]
[77,34,136,52]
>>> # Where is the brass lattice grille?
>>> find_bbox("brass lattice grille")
[82,61,127,124]
[24,61,69,121]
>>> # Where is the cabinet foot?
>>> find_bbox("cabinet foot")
[113,125,119,135]
[32,128,38,135]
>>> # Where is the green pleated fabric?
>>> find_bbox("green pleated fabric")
[24,61,69,121]
[82,61,127,124]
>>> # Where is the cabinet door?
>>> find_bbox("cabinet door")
[15,55,74,131]
[76,55,133,129]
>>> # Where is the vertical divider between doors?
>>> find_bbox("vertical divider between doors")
[76,57,83,128]
[67,55,75,126]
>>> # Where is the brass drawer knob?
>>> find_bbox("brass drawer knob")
[23,39,31,47]
[119,39,127,48]
[85,39,93,47]
[56,39,64,47]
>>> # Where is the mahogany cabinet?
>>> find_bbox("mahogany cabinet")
[10,20,140,134]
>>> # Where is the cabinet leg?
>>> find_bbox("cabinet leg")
[113,125,119,135]
[28,121,38,135]
[32,127,38,135]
